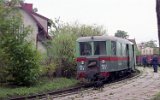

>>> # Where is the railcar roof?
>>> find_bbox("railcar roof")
[76,36,133,44]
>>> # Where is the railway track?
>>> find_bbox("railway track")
[9,85,85,100]
[9,69,141,100]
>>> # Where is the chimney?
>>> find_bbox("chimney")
[22,3,33,12]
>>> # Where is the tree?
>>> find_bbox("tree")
[156,0,160,54]
[0,0,41,86]
[136,49,141,55]
[145,40,157,48]
[50,20,106,37]
[115,30,128,39]
[140,40,157,48]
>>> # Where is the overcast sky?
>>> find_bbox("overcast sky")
[26,0,158,44]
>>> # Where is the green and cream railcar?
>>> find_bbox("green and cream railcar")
[76,36,135,81]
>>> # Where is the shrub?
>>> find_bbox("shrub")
[7,41,41,86]
[1,31,42,86]
[0,48,10,83]
[40,63,57,78]
[0,0,41,86]
[50,33,76,77]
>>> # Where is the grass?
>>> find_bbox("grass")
[152,93,160,100]
[0,78,78,99]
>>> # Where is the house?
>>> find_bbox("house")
[137,45,159,55]
[153,47,159,55]
[18,3,51,54]
[141,47,154,55]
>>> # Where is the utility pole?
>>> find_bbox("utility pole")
[156,0,160,55]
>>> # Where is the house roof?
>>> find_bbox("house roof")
[20,3,51,39]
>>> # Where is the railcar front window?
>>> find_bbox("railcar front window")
[94,41,106,55]
[80,42,92,56]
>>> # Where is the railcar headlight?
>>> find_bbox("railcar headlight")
[101,60,106,64]
[81,61,85,65]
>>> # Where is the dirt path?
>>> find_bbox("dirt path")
[53,67,160,100]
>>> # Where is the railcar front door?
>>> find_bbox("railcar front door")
[86,58,99,81]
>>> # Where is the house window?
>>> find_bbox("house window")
[143,50,145,55]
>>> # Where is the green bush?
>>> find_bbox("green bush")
[8,41,41,86]
[1,32,41,86]
[0,48,10,83]
[50,33,76,77]
[40,63,57,78]
[0,0,41,86]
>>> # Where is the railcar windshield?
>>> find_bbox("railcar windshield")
[94,41,106,55]
[79,41,106,56]
[80,42,92,56]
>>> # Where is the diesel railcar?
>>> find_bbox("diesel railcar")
[76,36,136,82]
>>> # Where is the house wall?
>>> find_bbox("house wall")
[37,41,47,54]
[141,47,153,55]
[19,9,47,54]
[19,9,37,45]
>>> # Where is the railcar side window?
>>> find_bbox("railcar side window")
[117,42,122,56]
[79,42,92,56]
[122,44,126,56]
[94,41,106,55]
[111,41,116,56]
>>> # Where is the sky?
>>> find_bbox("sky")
[26,0,158,44]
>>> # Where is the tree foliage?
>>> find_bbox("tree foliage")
[140,40,157,48]
[50,20,106,37]
[50,33,76,77]
[115,30,128,39]
[144,40,157,48]
[0,0,41,86]
[135,48,141,55]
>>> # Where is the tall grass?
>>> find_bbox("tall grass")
[0,78,78,99]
